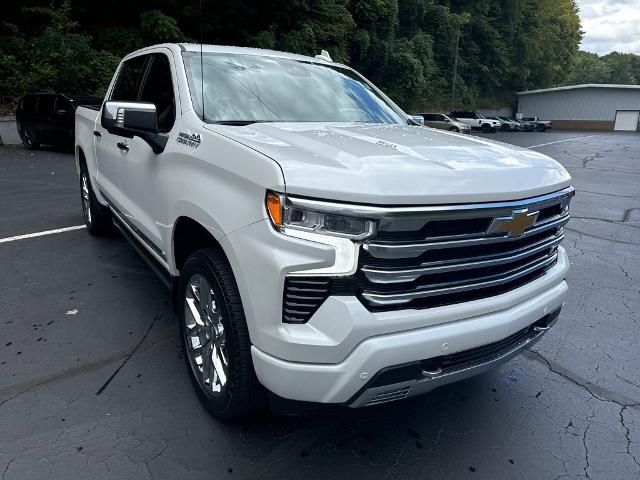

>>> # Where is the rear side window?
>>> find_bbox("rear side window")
[139,53,176,132]
[36,95,55,116]
[55,96,72,115]
[111,55,147,101]
[22,96,37,114]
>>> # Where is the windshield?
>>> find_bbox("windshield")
[183,52,406,124]
[476,112,487,119]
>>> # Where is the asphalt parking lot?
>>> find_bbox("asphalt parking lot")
[1,130,639,479]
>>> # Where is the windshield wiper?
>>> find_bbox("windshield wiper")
[209,120,277,126]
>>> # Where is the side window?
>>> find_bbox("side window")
[437,115,445,121]
[111,56,147,101]
[36,95,55,117]
[23,96,37,114]
[139,53,176,132]
[55,96,72,116]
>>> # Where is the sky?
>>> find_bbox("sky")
[576,0,640,55]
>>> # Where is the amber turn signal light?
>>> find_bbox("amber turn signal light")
[266,192,283,227]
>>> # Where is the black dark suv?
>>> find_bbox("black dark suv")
[16,93,102,149]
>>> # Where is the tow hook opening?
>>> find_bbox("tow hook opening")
[531,307,561,333]
[420,359,443,377]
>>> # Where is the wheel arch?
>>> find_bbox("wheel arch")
[75,146,86,175]
[172,216,229,274]
[171,215,245,318]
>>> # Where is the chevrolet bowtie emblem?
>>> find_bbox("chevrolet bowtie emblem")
[490,209,539,236]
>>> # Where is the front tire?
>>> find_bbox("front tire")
[180,249,264,419]
[449,126,460,132]
[80,164,112,235]
[536,124,546,132]
[481,123,491,133]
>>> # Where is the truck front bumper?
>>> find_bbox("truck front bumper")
[251,276,567,406]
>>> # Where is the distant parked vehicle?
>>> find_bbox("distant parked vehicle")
[416,113,471,133]
[494,117,522,132]
[523,117,553,132]
[16,93,103,149]
[511,118,535,132]
[450,111,501,133]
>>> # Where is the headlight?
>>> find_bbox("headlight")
[266,191,375,240]
[265,191,375,275]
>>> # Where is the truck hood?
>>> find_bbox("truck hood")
[206,122,571,205]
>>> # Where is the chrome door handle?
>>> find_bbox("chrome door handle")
[117,142,129,152]
[93,130,102,138]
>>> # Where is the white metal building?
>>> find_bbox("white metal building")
[517,84,640,131]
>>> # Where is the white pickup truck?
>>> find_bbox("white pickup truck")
[75,43,573,418]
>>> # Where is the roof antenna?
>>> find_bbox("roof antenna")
[200,0,206,122]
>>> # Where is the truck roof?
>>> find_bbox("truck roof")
[123,43,344,67]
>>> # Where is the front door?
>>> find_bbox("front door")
[118,51,178,262]
[96,55,148,207]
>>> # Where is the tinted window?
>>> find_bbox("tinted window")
[36,95,55,116]
[139,54,176,132]
[111,55,147,101]
[55,96,72,115]
[422,114,435,121]
[22,96,37,114]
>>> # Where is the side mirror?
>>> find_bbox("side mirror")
[56,109,69,116]
[102,101,167,153]
[410,115,425,126]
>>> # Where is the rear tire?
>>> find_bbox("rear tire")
[21,127,40,150]
[80,164,112,235]
[179,249,265,419]
[536,124,546,132]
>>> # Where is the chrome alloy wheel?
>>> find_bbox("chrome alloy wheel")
[184,274,229,395]
[81,172,92,225]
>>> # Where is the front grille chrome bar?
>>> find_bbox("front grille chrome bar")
[361,251,558,307]
[362,232,564,284]
[364,214,569,259]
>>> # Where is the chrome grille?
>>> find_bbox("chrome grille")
[357,187,573,310]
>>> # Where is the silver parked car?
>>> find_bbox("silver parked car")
[417,113,471,133]
[494,117,523,132]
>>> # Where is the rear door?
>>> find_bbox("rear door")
[96,54,148,207]
[52,95,74,146]
[118,51,178,262]
[422,114,438,128]
[434,114,449,129]
[34,94,56,143]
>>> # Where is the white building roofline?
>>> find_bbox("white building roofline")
[518,84,640,95]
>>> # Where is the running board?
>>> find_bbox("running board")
[112,216,172,290]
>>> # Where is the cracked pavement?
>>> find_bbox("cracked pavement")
[1,131,639,479]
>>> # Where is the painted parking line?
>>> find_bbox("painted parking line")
[0,225,86,244]
[528,135,597,149]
